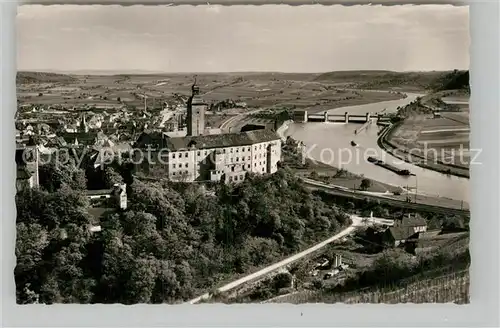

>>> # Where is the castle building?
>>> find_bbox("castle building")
[85,183,128,210]
[186,78,207,137]
[135,129,282,183]
[134,81,282,183]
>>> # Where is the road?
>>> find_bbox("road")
[301,178,469,216]
[219,107,267,132]
[186,214,390,304]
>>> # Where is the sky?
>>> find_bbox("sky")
[17,5,470,73]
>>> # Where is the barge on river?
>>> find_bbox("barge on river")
[367,156,411,176]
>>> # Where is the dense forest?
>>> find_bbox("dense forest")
[15,163,351,304]
[430,70,470,92]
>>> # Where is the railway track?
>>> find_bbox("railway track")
[302,178,469,216]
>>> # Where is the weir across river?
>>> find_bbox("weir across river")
[294,110,391,124]
[286,92,470,202]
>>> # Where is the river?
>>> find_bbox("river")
[285,93,470,202]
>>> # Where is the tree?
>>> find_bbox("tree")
[38,162,87,193]
[15,222,50,274]
[124,256,158,303]
[273,272,293,290]
[360,178,372,191]
[15,167,354,304]
[104,166,124,188]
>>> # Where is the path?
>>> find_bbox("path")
[186,214,389,304]
[219,107,265,132]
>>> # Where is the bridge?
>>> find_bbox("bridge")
[293,110,392,124]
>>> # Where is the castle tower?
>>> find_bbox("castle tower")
[186,77,207,137]
[23,146,40,188]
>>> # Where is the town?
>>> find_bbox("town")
[15,70,470,305]
[14,4,471,306]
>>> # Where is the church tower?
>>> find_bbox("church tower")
[80,113,89,133]
[186,77,206,137]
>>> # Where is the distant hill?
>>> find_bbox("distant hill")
[430,70,470,92]
[16,71,78,84]
[314,70,446,90]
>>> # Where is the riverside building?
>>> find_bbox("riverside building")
[134,80,282,183]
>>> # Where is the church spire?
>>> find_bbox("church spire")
[81,113,89,133]
[191,75,200,96]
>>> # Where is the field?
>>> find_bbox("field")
[17,71,421,114]
[265,232,470,304]
[387,110,470,170]
[270,269,469,304]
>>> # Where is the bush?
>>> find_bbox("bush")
[360,179,372,191]
[273,272,293,290]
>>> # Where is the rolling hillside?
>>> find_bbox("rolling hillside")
[17,71,78,84]
[314,70,467,91]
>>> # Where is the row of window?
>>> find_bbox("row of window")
[229,175,245,182]
[172,152,189,159]
[169,153,271,166]
[172,163,189,169]
[171,170,189,176]
[229,161,268,172]
[172,158,271,169]
[228,153,269,163]
[170,144,271,159]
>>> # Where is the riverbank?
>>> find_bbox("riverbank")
[279,119,468,209]
[302,90,405,115]
[378,122,470,179]
[225,88,468,201]
[277,120,399,194]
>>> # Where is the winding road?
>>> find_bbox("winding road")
[186,215,391,304]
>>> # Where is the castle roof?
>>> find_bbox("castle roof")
[164,129,280,151]
[134,129,280,151]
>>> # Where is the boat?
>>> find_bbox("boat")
[367,156,412,176]
[351,141,357,147]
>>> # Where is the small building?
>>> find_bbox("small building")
[61,132,99,147]
[382,213,428,247]
[85,184,128,233]
[85,183,127,210]
[16,167,34,192]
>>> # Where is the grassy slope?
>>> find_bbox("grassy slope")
[272,269,469,304]
[270,234,470,304]
[17,72,78,84]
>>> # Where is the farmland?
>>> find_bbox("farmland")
[384,91,470,177]
[389,115,470,165]
[270,269,469,304]
[17,71,420,115]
